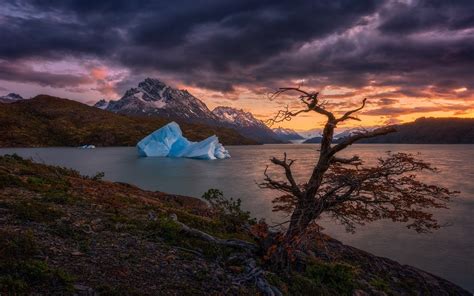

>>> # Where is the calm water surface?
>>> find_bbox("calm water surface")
[1,144,473,291]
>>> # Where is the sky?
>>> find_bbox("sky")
[1,0,474,130]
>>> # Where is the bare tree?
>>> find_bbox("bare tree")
[260,88,456,264]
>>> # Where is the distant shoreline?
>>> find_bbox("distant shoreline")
[2,142,474,149]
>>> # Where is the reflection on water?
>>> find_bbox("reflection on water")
[1,144,473,291]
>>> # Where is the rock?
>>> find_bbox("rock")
[73,284,96,296]
[147,211,157,221]
[228,266,243,273]
[353,290,370,296]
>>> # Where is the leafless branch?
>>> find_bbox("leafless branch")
[331,155,362,165]
[259,166,295,194]
[266,87,336,126]
[259,153,302,197]
[270,153,301,196]
[330,126,397,156]
[335,98,367,123]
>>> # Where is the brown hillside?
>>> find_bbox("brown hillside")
[0,95,257,147]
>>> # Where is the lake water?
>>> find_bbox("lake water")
[1,144,473,291]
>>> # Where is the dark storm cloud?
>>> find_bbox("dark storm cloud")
[0,60,91,88]
[114,0,382,90]
[0,0,473,97]
[0,16,120,60]
[378,0,474,35]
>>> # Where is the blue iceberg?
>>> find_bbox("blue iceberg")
[137,122,230,160]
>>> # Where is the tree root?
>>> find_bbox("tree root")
[233,258,283,296]
[169,213,258,251]
[169,214,282,296]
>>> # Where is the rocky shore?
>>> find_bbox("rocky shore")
[0,155,470,295]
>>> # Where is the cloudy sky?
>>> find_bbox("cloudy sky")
[1,0,473,130]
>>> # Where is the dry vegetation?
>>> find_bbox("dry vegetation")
[0,95,257,147]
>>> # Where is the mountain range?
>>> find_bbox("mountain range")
[272,127,305,141]
[213,106,282,143]
[296,128,321,139]
[95,78,283,143]
[2,83,474,145]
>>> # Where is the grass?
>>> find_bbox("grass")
[267,261,358,296]
[304,262,357,295]
[95,284,142,296]
[0,173,22,189]
[369,277,391,294]
[0,230,74,294]
[144,217,182,243]
[9,200,63,222]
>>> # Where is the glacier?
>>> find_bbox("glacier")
[137,122,230,160]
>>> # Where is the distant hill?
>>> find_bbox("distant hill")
[303,136,323,143]
[0,95,257,147]
[360,118,474,144]
[303,118,474,144]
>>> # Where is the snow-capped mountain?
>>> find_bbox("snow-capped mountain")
[298,128,322,139]
[212,106,283,143]
[304,127,377,144]
[93,99,110,110]
[104,78,219,124]
[0,93,23,103]
[299,127,375,141]
[213,106,266,128]
[272,127,304,141]
[334,127,375,139]
[95,78,282,143]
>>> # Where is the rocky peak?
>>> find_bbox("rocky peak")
[0,93,24,103]
[93,99,109,110]
[137,78,168,98]
[272,127,304,141]
[212,106,283,143]
[273,127,294,134]
[102,78,218,124]
[213,106,264,127]
[5,93,23,100]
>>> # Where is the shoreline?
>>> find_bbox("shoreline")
[0,154,470,295]
[2,142,474,149]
